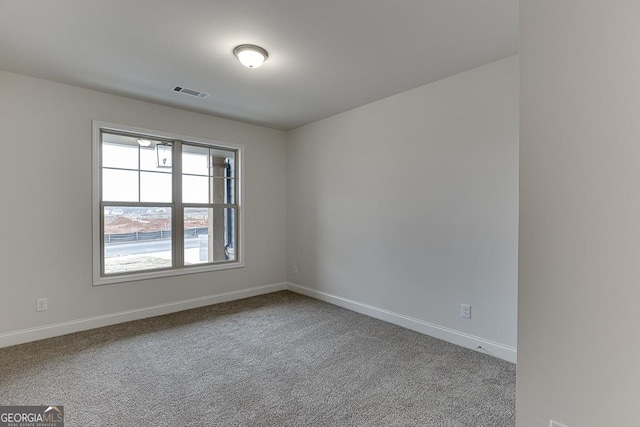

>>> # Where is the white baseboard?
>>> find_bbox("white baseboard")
[1,282,517,363]
[0,282,287,349]
[287,282,517,363]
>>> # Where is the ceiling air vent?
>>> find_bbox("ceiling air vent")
[173,85,209,99]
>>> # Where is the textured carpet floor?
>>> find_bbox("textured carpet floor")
[0,291,515,426]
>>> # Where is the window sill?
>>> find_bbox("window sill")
[92,261,245,286]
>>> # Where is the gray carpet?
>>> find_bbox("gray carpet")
[0,291,515,426]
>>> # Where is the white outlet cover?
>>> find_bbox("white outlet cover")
[461,304,471,319]
[550,420,569,427]
[36,298,48,312]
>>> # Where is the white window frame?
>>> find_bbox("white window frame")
[92,121,245,286]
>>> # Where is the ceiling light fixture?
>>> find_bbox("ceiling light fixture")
[233,44,268,69]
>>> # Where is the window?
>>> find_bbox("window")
[92,121,243,285]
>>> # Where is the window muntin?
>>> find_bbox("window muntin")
[93,122,243,285]
[101,133,172,203]
[181,145,236,205]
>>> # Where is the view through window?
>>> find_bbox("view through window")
[95,125,240,283]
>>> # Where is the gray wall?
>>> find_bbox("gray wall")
[287,56,519,357]
[518,1,640,425]
[1,55,520,365]
[0,70,287,335]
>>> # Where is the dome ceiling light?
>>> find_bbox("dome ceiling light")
[233,44,268,69]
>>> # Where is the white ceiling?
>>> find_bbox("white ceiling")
[0,0,518,131]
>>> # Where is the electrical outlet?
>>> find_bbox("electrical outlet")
[36,298,48,312]
[461,304,471,319]
[293,265,298,275]
[550,420,569,427]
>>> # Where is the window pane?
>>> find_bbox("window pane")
[182,145,236,177]
[140,171,172,203]
[182,175,209,203]
[102,169,139,202]
[209,154,229,178]
[102,138,138,170]
[140,143,172,173]
[211,149,235,177]
[182,145,209,176]
[212,178,234,204]
[181,176,234,204]
[103,206,172,275]
[184,207,236,265]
